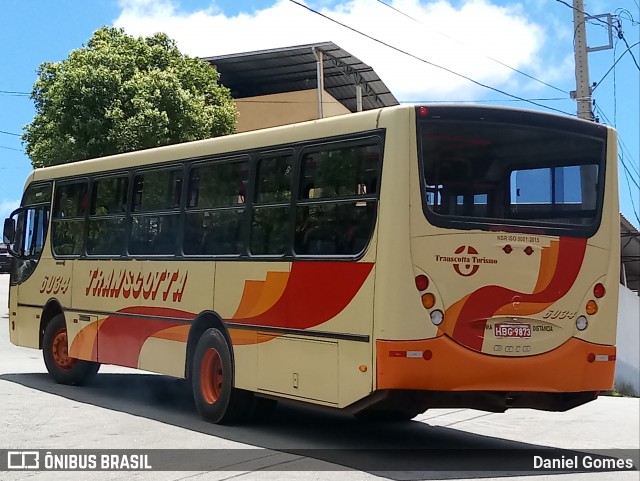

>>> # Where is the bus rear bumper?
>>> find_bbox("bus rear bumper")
[376,336,616,393]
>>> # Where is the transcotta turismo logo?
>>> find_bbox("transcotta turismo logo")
[435,245,498,277]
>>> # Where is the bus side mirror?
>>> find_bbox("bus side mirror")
[3,217,15,244]
[4,208,23,258]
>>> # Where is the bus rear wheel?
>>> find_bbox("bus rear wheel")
[192,328,253,424]
[42,314,100,385]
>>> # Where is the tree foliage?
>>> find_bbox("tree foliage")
[23,27,237,168]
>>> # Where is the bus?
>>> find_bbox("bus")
[3,105,619,424]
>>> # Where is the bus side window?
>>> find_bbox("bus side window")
[52,181,88,256]
[184,158,249,256]
[87,175,129,256]
[295,142,380,257]
[130,168,182,256]
[250,155,292,256]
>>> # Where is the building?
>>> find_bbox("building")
[204,42,398,133]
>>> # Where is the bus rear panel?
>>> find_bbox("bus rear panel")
[369,106,618,415]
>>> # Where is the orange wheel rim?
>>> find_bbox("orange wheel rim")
[51,328,77,371]
[200,348,223,404]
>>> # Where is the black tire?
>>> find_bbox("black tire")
[42,314,100,386]
[192,328,253,424]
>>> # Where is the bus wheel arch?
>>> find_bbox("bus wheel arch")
[185,311,232,381]
[42,313,100,385]
[39,299,64,349]
[188,315,253,424]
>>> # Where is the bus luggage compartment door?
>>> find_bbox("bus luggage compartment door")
[256,335,338,405]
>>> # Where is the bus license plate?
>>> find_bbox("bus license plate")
[494,323,531,338]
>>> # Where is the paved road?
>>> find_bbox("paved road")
[0,273,638,481]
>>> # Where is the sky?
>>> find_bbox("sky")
[1,0,638,227]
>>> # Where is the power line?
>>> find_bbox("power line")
[621,160,640,226]
[583,10,640,185]
[592,41,640,91]
[0,129,21,137]
[288,0,574,116]
[0,145,23,152]
[616,8,640,26]
[592,104,640,232]
[399,98,568,104]
[593,39,640,182]
[612,15,640,70]
[554,0,611,28]
[594,104,640,181]
[618,138,640,179]
[619,155,639,190]
[618,148,639,182]
[620,156,640,191]
[619,35,640,70]
[0,89,30,96]
[374,0,569,95]
[610,38,640,181]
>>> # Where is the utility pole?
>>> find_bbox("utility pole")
[572,0,594,120]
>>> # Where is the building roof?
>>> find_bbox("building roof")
[620,213,640,294]
[203,42,399,113]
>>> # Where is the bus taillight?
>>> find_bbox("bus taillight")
[586,300,598,315]
[593,283,606,298]
[430,310,444,326]
[415,275,429,291]
[576,315,588,331]
[421,293,435,309]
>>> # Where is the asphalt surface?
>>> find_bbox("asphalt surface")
[0,273,638,481]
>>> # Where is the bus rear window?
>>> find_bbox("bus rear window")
[510,164,599,223]
[418,114,606,235]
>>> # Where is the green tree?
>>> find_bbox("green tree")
[23,27,237,168]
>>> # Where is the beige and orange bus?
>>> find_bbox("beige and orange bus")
[3,105,619,424]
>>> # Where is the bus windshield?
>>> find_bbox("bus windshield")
[418,108,607,236]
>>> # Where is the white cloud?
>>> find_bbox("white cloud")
[0,199,20,221]
[114,0,556,102]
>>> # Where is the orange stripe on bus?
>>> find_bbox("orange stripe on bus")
[493,301,553,317]
[233,280,267,319]
[232,262,374,329]
[149,325,190,343]
[441,294,470,337]
[376,336,615,392]
[228,329,281,345]
[234,271,290,319]
[445,241,561,333]
[69,318,105,362]
[485,241,562,317]
[449,237,587,351]
[533,240,560,294]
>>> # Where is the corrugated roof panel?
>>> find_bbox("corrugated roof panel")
[203,42,398,112]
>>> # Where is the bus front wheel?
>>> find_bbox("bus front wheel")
[42,314,100,385]
[192,328,253,424]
